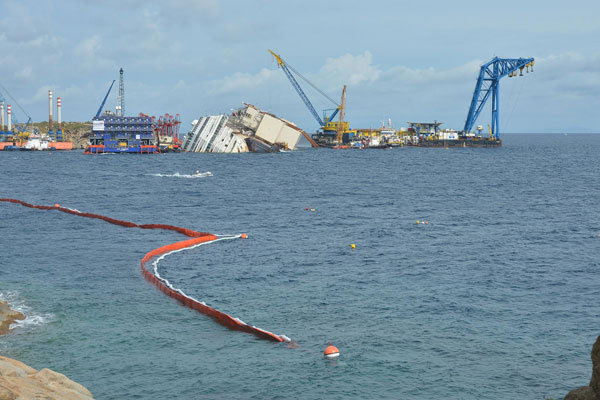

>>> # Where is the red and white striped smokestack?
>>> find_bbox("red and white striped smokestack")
[7,105,12,132]
[57,97,62,131]
[48,90,53,133]
[0,101,4,131]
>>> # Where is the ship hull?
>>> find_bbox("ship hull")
[245,136,285,153]
[412,139,502,147]
[84,145,159,154]
[0,141,74,151]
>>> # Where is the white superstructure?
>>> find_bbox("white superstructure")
[25,134,50,150]
[438,129,459,140]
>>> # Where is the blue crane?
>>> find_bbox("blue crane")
[268,50,341,128]
[463,57,534,140]
[95,80,116,119]
[0,83,32,134]
[0,93,7,134]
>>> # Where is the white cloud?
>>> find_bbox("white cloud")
[206,68,280,95]
[19,84,84,107]
[59,85,85,100]
[20,85,55,106]
[27,34,59,48]
[168,0,219,18]
[319,51,381,88]
[14,66,34,80]
[382,60,482,87]
[137,9,167,53]
[74,35,103,65]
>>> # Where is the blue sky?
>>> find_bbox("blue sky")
[0,0,598,133]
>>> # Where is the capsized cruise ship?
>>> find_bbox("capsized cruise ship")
[182,103,316,153]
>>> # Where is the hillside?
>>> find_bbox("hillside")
[25,121,92,149]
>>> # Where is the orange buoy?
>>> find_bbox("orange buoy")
[324,343,340,358]
[240,233,248,239]
[54,203,60,208]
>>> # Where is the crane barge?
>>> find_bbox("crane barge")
[85,70,159,154]
[463,57,534,141]
[410,56,535,147]
[268,50,357,147]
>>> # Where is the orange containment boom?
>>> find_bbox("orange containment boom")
[0,198,289,343]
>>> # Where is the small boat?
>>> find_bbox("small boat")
[24,134,50,151]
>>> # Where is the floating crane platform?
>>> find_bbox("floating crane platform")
[85,113,159,154]
[268,51,533,149]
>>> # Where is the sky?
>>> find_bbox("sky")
[0,0,598,133]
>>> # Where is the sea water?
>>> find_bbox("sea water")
[0,133,598,399]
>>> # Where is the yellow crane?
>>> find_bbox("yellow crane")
[268,50,356,145]
[337,85,346,143]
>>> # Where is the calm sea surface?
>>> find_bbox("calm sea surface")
[1,133,598,399]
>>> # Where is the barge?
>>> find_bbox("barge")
[85,113,159,154]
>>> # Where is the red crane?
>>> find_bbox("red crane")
[152,113,182,150]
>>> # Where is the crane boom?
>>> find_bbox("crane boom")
[0,82,33,133]
[95,80,116,119]
[268,50,325,126]
[268,50,355,145]
[463,57,534,139]
[337,85,346,142]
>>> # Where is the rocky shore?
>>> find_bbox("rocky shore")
[564,336,600,400]
[0,301,24,336]
[0,300,95,399]
[10,121,91,149]
[0,356,94,400]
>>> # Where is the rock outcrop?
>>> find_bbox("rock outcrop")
[591,336,600,394]
[0,356,94,400]
[565,335,600,400]
[0,301,24,335]
[1,301,94,398]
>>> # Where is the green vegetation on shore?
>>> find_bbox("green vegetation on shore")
[11,121,92,148]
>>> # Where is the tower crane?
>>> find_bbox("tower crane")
[95,80,116,119]
[268,50,354,145]
[116,68,125,116]
[463,57,534,140]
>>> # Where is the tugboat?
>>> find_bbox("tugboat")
[23,134,50,150]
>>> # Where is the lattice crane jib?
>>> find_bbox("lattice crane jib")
[117,68,125,117]
[464,57,534,140]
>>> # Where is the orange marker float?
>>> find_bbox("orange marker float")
[324,343,340,358]
[1,198,289,343]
